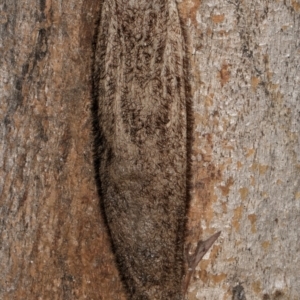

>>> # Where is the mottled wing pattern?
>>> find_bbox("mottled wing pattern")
[93,1,187,299]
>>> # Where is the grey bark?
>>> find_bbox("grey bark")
[182,0,300,299]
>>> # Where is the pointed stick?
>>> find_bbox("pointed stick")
[183,231,221,295]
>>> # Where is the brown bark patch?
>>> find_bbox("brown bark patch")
[292,0,300,12]
[232,206,243,231]
[218,176,234,197]
[178,0,201,26]
[218,63,231,87]
[211,14,225,23]
[248,214,257,233]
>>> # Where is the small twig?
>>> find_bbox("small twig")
[183,231,221,295]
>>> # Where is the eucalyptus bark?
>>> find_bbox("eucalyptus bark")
[0,1,299,300]
[181,1,300,299]
[0,1,126,299]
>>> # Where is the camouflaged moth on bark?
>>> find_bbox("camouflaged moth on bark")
[92,1,219,299]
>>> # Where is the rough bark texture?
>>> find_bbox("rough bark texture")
[0,1,299,300]
[0,1,126,299]
[179,0,300,299]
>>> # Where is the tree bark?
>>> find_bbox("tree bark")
[0,1,126,299]
[0,0,299,300]
[179,0,300,299]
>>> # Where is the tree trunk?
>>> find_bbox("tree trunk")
[0,1,299,300]
[0,1,126,299]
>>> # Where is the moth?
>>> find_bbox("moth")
[92,0,220,299]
